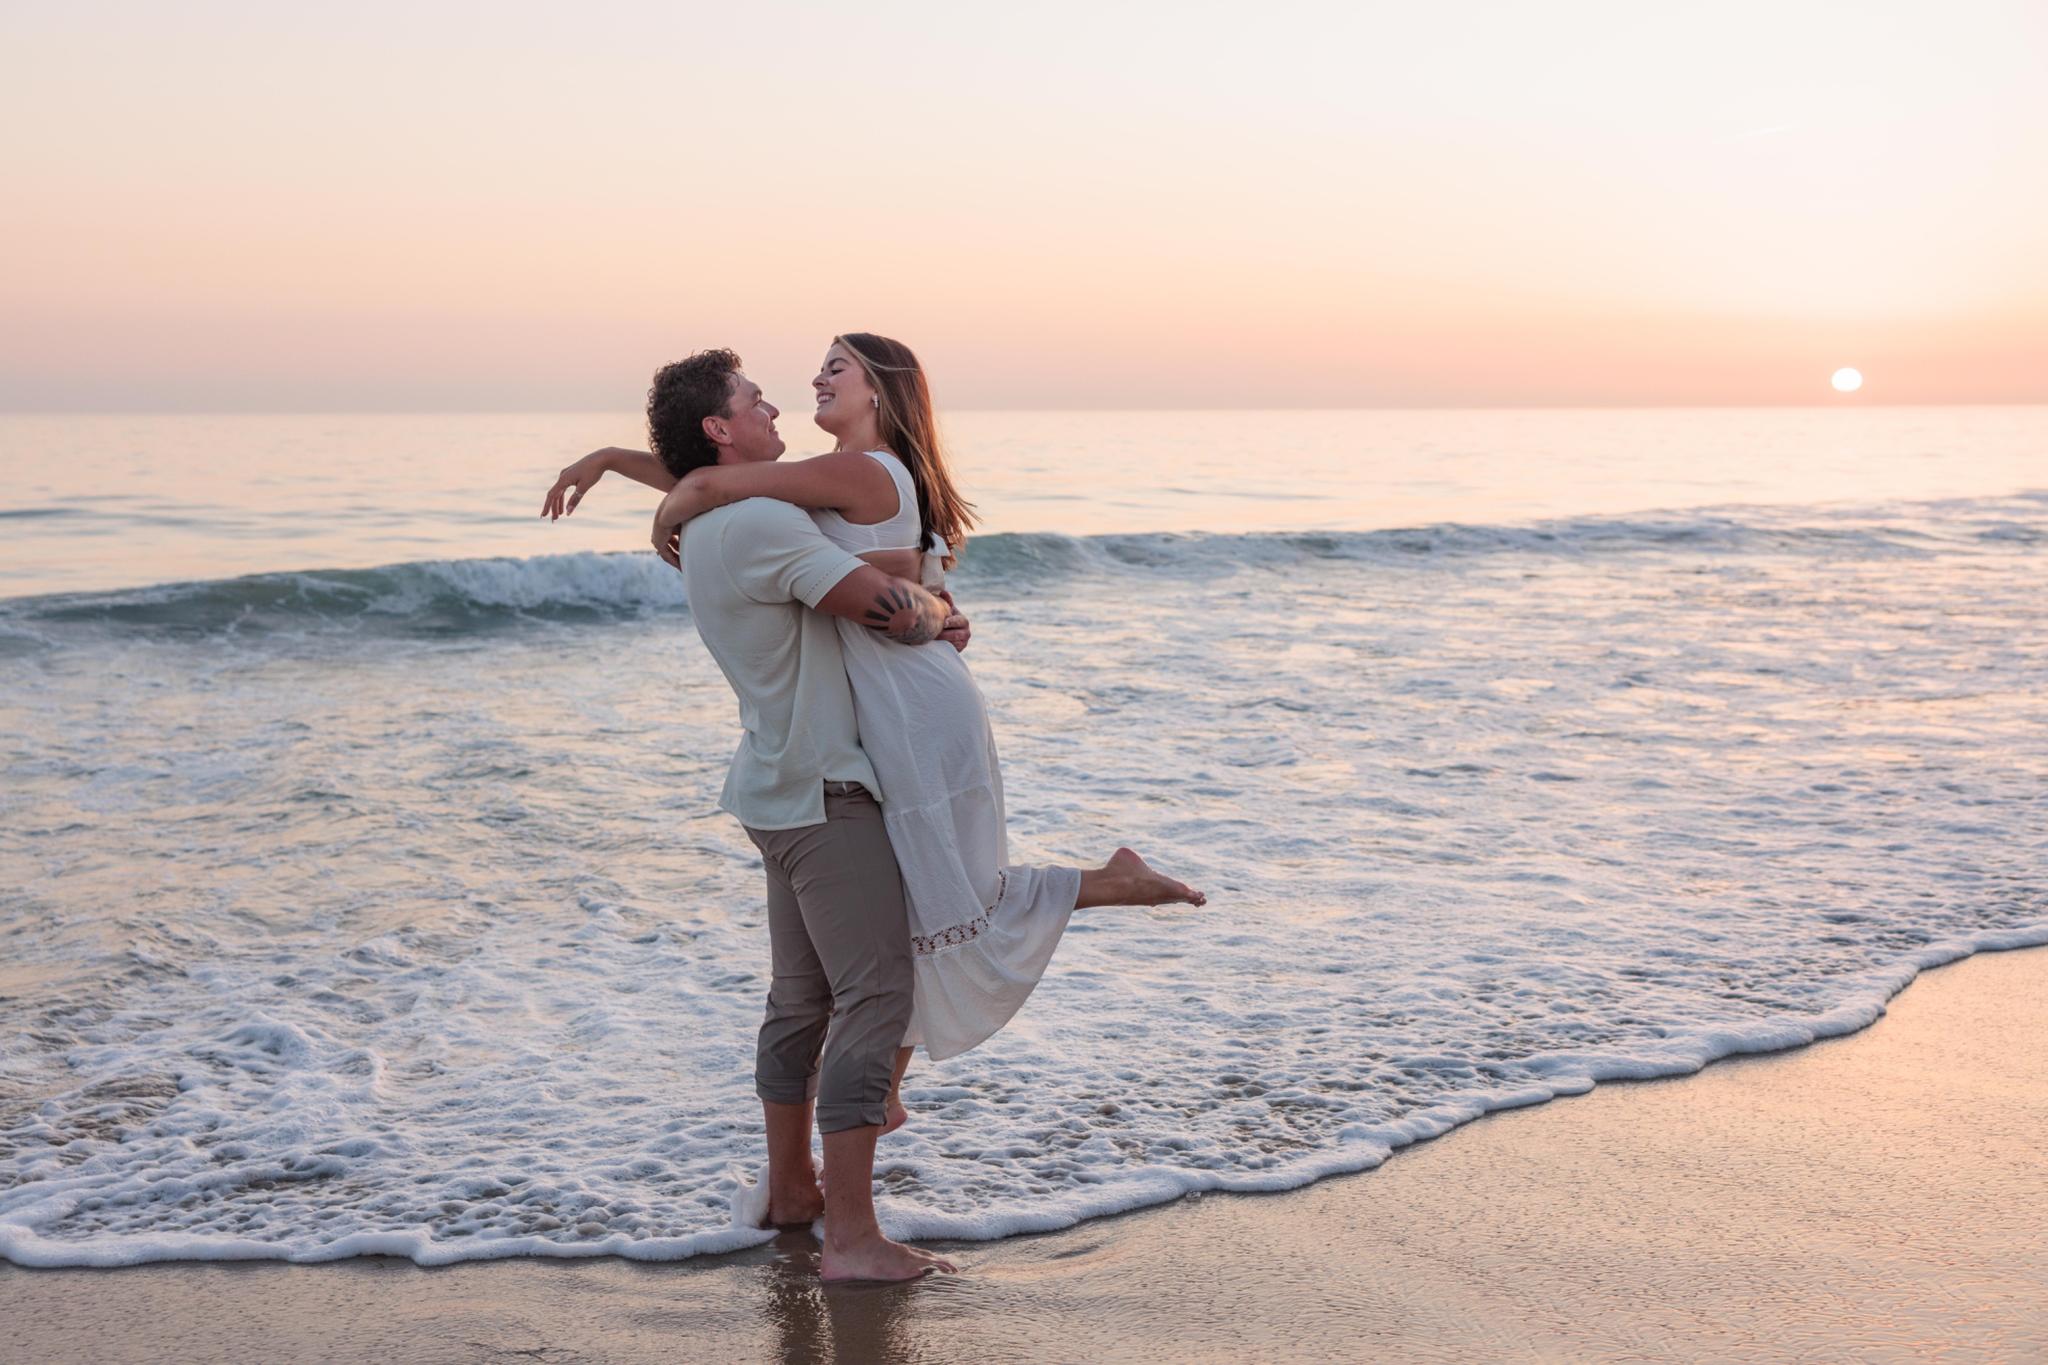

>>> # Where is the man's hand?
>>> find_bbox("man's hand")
[542,449,614,520]
[937,589,971,652]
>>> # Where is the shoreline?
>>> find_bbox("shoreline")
[5,944,2044,1361]
[7,928,2044,1273]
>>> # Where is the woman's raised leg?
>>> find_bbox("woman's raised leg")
[1075,848,1206,909]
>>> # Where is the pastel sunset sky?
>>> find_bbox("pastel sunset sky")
[5,1,2044,411]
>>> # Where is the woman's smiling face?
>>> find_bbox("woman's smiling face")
[812,343,876,436]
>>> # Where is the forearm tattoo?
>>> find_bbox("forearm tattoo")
[864,584,940,645]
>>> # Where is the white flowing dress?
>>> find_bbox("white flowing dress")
[810,450,1082,1060]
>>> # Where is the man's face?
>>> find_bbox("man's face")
[716,374,785,464]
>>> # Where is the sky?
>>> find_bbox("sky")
[3,0,2045,411]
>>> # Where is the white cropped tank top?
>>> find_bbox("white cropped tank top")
[810,449,951,589]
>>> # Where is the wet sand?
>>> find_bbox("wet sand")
[5,947,2044,1364]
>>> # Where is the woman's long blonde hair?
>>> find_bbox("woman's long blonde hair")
[835,332,976,562]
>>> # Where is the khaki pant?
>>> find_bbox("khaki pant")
[745,782,913,1134]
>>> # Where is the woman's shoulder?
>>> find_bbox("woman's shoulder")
[862,447,913,476]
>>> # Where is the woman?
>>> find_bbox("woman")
[547,334,1203,1130]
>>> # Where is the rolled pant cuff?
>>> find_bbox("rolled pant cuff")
[756,1074,820,1107]
[815,1099,890,1135]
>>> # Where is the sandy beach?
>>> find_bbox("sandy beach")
[4,945,2042,1363]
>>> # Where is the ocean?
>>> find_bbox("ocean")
[1,407,2044,1267]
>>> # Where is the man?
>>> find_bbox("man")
[544,349,960,1283]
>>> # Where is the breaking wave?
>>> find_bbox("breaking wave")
[4,492,2042,643]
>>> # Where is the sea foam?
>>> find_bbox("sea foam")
[2,493,2044,1266]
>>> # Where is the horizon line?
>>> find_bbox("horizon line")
[5,399,2046,418]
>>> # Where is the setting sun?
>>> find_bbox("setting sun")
[1832,367,1865,393]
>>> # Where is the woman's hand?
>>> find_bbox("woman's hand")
[541,448,617,520]
[937,589,971,652]
[652,502,684,570]
[650,470,718,569]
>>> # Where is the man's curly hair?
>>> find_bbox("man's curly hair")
[647,348,743,479]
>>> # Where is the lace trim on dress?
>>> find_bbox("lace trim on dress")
[910,870,1006,956]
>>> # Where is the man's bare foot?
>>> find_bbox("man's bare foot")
[821,1232,958,1283]
[1090,848,1207,908]
[880,1092,910,1137]
[763,1182,825,1229]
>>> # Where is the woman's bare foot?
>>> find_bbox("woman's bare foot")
[1079,848,1207,909]
[821,1231,958,1283]
[881,1091,910,1136]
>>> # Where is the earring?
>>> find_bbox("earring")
[871,396,879,408]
